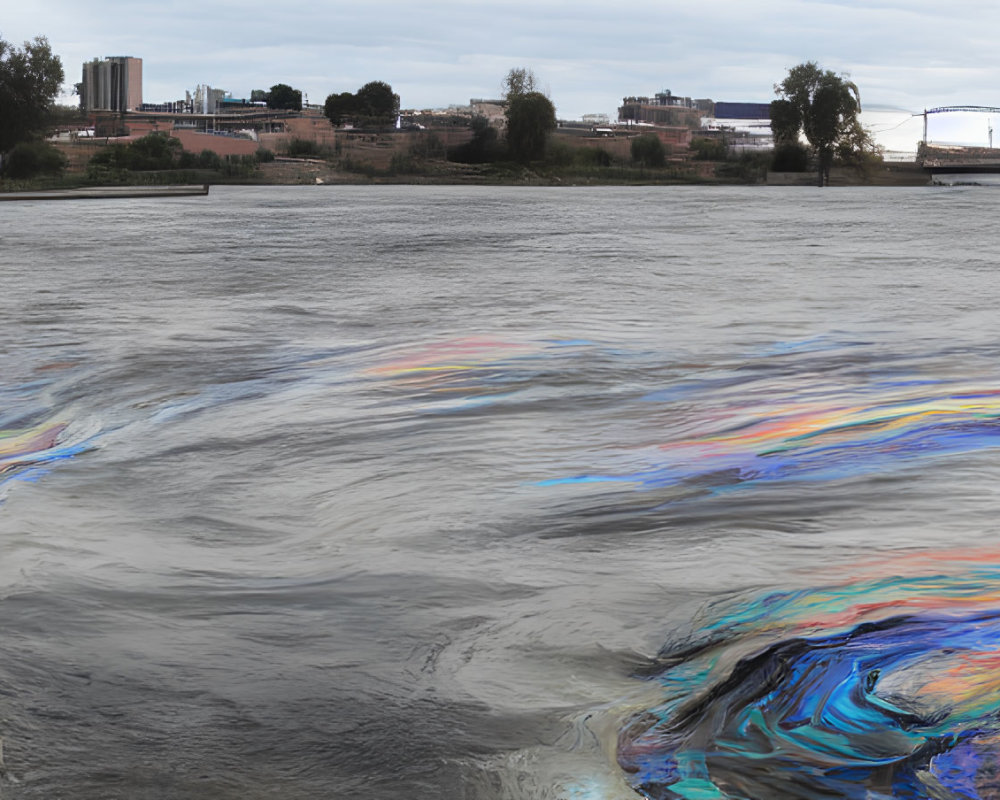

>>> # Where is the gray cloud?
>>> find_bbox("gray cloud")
[6,0,1000,124]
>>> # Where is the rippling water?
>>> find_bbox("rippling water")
[3,185,1000,798]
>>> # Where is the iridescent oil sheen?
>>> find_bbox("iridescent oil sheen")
[619,551,1000,799]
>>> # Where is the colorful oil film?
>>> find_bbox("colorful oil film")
[619,549,1000,799]
[541,380,1000,492]
[0,420,87,492]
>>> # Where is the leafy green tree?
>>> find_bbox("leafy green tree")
[631,133,667,167]
[324,91,357,126]
[324,82,399,128]
[267,83,302,111]
[505,91,556,163]
[771,62,876,186]
[0,36,64,155]
[354,81,399,126]
[250,89,268,103]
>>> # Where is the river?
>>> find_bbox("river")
[3,185,1000,799]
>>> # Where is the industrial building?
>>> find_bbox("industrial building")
[81,57,143,112]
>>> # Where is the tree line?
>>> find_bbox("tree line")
[0,30,882,184]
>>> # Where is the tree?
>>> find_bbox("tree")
[354,81,399,126]
[324,91,357,126]
[771,62,875,186]
[267,83,302,111]
[505,91,556,163]
[323,81,399,128]
[630,133,666,167]
[502,67,537,100]
[0,36,64,156]
[250,89,267,103]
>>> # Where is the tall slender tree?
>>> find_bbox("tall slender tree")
[771,62,875,186]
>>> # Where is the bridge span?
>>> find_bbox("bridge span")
[919,144,1000,174]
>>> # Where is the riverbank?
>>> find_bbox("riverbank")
[1,155,932,191]
[0,184,209,201]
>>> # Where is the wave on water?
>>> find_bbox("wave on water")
[618,548,1000,799]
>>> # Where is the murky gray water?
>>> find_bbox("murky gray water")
[3,185,1000,799]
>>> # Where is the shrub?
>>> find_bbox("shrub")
[256,147,275,163]
[631,133,666,168]
[576,147,612,167]
[545,140,575,167]
[389,152,418,174]
[771,142,810,172]
[285,138,326,158]
[2,140,67,178]
[197,149,223,170]
[690,137,728,161]
[408,132,446,160]
[125,132,182,170]
[448,116,505,164]
[220,153,259,177]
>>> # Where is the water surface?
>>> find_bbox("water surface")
[3,185,1000,798]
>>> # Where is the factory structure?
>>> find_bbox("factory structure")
[76,56,301,158]
[617,91,774,152]
[73,56,778,162]
[80,56,143,113]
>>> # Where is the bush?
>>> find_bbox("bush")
[448,116,505,164]
[285,138,326,158]
[545,140,576,167]
[408,132,446,161]
[715,151,771,183]
[220,154,259,177]
[690,137,728,161]
[576,147,612,167]
[125,132,182,170]
[87,133,181,172]
[197,149,222,170]
[256,147,275,163]
[389,152,418,174]
[771,142,810,172]
[630,133,667,168]
[2,140,67,178]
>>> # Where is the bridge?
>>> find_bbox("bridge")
[914,107,1000,173]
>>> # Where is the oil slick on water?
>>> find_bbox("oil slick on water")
[9,334,1000,799]
[364,334,1000,799]
[618,550,1000,800]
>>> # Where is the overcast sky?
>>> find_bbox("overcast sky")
[6,0,1000,148]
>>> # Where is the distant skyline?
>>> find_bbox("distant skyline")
[6,0,1000,148]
